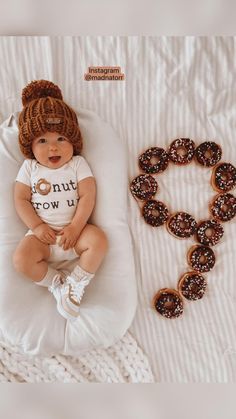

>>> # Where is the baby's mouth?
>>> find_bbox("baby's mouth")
[49,156,61,163]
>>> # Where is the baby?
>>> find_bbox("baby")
[13,80,108,321]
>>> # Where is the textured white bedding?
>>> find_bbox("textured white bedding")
[0,36,235,381]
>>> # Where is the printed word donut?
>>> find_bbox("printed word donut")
[139,147,169,174]
[153,288,184,319]
[210,193,236,222]
[211,162,236,193]
[168,138,195,165]
[196,219,224,246]
[166,212,197,239]
[142,199,169,227]
[178,272,207,301]
[35,178,51,195]
[195,141,222,167]
[130,174,158,201]
[187,245,216,273]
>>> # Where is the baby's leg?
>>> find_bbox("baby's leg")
[13,235,50,282]
[74,224,108,274]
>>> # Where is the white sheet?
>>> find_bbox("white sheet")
[0,36,235,381]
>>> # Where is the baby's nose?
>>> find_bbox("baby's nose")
[49,143,58,150]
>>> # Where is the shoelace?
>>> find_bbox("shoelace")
[48,274,62,294]
[67,276,90,304]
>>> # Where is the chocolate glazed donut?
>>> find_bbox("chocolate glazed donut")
[139,147,169,174]
[195,141,222,167]
[196,219,224,246]
[210,193,236,222]
[130,174,158,201]
[168,138,195,165]
[178,272,207,301]
[153,288,184,319]
[166,212,197,239]
[187,245,216,273]
[142,199,169,227]
[211,162,236,193]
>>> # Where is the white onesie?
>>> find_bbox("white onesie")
[16,156,94,262]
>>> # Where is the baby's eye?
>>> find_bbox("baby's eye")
[38,138,46,144]
[57,137,66,142]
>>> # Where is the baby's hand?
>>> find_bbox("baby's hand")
[33,223,57,245]
[57,224,80,250]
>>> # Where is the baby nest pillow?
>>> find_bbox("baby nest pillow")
[0,109,137,356]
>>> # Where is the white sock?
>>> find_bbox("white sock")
[68,264,94,283]
[36,266,59,287]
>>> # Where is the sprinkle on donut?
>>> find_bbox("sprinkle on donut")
[178,272,207,301]
[130,174,158,201]
[153,288,184,319]
[196,219,224,246]
[168,138,195,165]
[187,245,216,273]
[142,199,169,227]
[210,193,236,222]
[167,212,197,239]
[139,147,169,174]
[211,162,236,192]
[195,141,222,167]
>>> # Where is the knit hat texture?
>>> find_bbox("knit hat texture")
[18,80,82,159]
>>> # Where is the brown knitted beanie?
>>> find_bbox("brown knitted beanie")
[18,80,82,159]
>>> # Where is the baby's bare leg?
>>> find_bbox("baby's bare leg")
[74,224,108,273]
[13,236,50,282]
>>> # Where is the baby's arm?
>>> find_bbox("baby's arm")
[14,182,56,244]
[72,176,96,233]
[58,177,96,250]
[14,181,42,230]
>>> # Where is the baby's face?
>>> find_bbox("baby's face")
[32,131,74,169]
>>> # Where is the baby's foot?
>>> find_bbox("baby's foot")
[49,274,80,321]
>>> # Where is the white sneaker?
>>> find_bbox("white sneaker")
[66,275,91,306]
[48,275,80,321]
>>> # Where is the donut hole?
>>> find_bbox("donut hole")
[204,149,213,159]
[150,156,161,165]
[151,209,160,217]
[199,254,207,264]
[141,182,150,191]
[205,227,214,238]
[176,146,187,157]
[180,220,188,229]
[221,203,229,212]
[164,300,174,309]
[221,171,231,181]
[221,174,227,181]
[189,282,199,292]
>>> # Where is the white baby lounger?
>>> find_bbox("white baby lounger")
[0,110,137,356]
